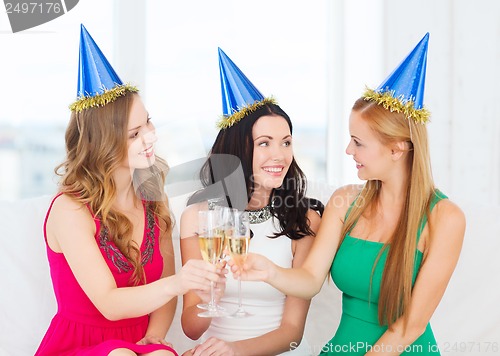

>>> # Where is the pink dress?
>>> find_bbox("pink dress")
[35,194,177,356]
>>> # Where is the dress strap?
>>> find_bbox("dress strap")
[344,194,360,221]
[343,193,361,236]
[43,193,64,244]
[416,189,448,243]
[43,193,101,245]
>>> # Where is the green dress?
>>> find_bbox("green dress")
[320,191,446,355]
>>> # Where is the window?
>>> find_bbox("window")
[0,0,328,200]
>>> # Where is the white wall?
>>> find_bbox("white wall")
[326,0,500,206]
[1,1,498,205]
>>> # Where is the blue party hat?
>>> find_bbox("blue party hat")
[217,48,276,129]
[69,24,138,112]
[364,33,430,124]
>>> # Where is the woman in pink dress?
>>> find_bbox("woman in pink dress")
[35,24,220,356]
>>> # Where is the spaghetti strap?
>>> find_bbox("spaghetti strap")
[417,189,448,243]
[43,193,63,244]
[43,193,101,247]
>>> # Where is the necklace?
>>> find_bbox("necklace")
[246,205,272,224]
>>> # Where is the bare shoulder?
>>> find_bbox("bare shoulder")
[180,201,206,238]
[46,194,96,251]
[181,201,202,213]
[306,208,321,232]
[51,193,84,210]
[325,184,363,216]
[180,201,206,222]
[432,198,465,224]
[330,184,363,201]
[430,198,466,242]
[49,194,94,227]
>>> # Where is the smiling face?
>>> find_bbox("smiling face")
[251,115,293,194]
[345,110,394,181]
[125,95,157,170]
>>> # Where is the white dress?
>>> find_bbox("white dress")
[203,214,312,355]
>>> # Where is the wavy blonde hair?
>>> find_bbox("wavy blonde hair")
[340,97,436,328]
[56,92,172,285]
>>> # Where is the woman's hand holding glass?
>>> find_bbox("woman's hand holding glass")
[225,210,252,318]
[173,259,221,296]
[193,260,227,307]
[197,209,229,318]
[228,252,275,283]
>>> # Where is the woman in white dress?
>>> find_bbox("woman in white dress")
[179,48,321,356]
[180,101,322,356]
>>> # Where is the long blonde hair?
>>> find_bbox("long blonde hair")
[56,92,172,285]
[340,97,435,328]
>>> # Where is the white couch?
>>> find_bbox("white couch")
[1,194,499,355]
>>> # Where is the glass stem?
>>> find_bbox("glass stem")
[237,276,242,309]
[209,280,216,310]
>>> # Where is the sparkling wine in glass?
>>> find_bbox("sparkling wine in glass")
[197,210,228,318]
[226,210,252,318]
[196,204,229,311]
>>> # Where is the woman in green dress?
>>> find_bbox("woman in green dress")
[229,33,465,355]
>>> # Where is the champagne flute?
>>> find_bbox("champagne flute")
[226,210,252,318]
[197,210,228,318]
[196,204,228,312]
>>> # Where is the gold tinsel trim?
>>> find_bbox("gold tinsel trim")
[69,84,139,112]
[216,97,278,129]
[363,88,430,124]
